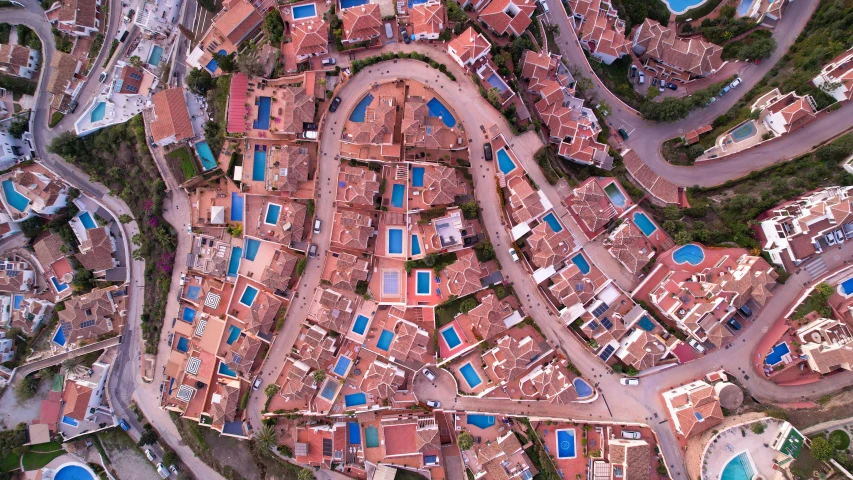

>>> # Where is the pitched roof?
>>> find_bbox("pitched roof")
[150,88,194,143]
[445,251,484,297]
[0,44,33,68]
[478,0,536,35]
[634,19,723,76]
[214,0,263,45]
[267,145,310,192]
[570,179,617,233]
[210,382,240,429]
[281,87,314,135]
[58,287,118,342]
[75,227,115,272]
[342,4,382,42]
[292,20,329,57]
[62,381,93,421]
[327,252,370,291]
[261,249,298,292]
[526,219,575,269]
[224,335,262,378]
[248,291,282,336]
[33,233,67,271]
[447,27,490,64]
[468,294,513,340]
[422,165,463,206]
[338,166,380,206]
[333,210,373,249]
[411,1,444,37]
[486,335,543,382]
[47,52,78,96]
[608,221,653,274]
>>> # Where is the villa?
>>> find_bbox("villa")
[380,417,441,467]
[548,252,610,313]
[523,216,578,272]
[812,47,853,102]
[74,227,117,277]
[264,145,312,194]
[444,251,486,298]
[188,234,232,277]
[294,323,338,371]
[661,380,724,438]
[751,88,817,137]
[410,1,445,41]
[447,27,491,68]
[0,256,36,292]
[402,87,466,150]
[46,0,101,37]
[477,0,537,37]
[209,379,243,436]
[308,286,361,333]
[631,19,724,81]
[0,44,40,79]
[222,334,264,379]
[795,317,853,374]
[470,431,534,480]
[272,357,316,411]
[341,4,382,44]
[0,167,69,220]
[330,210,375,251]
[567,0,631,65]
[519,359,575,404]
[606,220,655,275]
[323,251,370,291]
[293,423,348,467]
[342,86,400,149]
[149,87,195,147]
[243,196,308,248]
[2,295,53,335]
[759,186,853,268]
[336,165,381,207]
[418,165,466,206]
[260,248,299,293]
[186,0,263,74]
[290,20,330,61]
[521,51,575,95]
[33,232,74,298]
[60,362,110,430]
[567,177,631,240]
[482,333,548,385]
[46,52,81,112]
[56,286,125,346]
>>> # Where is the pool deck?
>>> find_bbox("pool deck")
[702,119,771,161]
[697,418,784,480]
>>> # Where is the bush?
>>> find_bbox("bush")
[459,298,477,314]
[458,432,474,451]
[829,430,850,450]
[810,436,834,461]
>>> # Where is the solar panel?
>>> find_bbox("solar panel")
[588,320,599,331]
[601,317,613,330]
[176,385,195,402]
[322,438,333,457]
[592,302,609,318]
[382,271,399,295]
[186,356,201,375]
[598,344,615,361]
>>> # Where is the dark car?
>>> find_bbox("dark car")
[119,419,131,431]
[727,318,743,331]
[666,82,678,91]
[68,100,78,113]
[484,142,493,161]
[652,77,658,87]
[618,128,629,140]
[399,27,410,44]
[739,304,753,317]
[630,65,637,78]
[329,96,342,112]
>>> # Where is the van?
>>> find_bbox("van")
[308,243,317,258]
[321,57,336,66]
[313,219,321,234]
[156,463,170,479]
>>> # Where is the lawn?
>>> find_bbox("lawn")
[21,445,65,470]
[587,54,643,110]
[49,112,64,128]
[0,452,19,472]
[436,294,470,328]
[829,429,850,450]
[166,146,198,182]
[395,469,429,480]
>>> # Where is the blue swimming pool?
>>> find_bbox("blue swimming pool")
[672,244,705,266]
[51,277,69,292]
[182,306,197,323]
[90,102,106,122]
[467,414,495,429]
[556,429,576,458]
[186,285,200,300]
[388,228,403,255]
[736,0,754,16]
[265,203,281,225]
[344,392,367,406]
[377,329,394,350]
[352,314,369,335]
[226,325,241,345]
[2,179,30,212]
[196,141,217,171]
[391,184,405,208]
[411,234,422,256]
[459,363,482,388]
[148,45,163,66]
[13,294,22,309]
[441,326,462,349]
[349,422,361,444]
[638,315,656,332]
[365,425,379,447]
[840,277,853,295]
[218,362,237,377]
[416,271,431,295]
[231,192,244,221]
[573,378,593,397]
[542,212,563,233]
[240,285,259,306]
[486,74,507,93]
[765,342,790,366]
[78,211,97,229]
[496,148,516,175]
[633,212,657,236]
[254,97,272,130]
[176,336,189,352]
[61,416,79,427]
[341,0,369,8]
[319,381,337,400]
[662,0,706,14]
[334,356,351,377]
[245,238,261,261]
[407,0,427,7]
[228,246,242,277]
[426,98,456,127]
[52,326,66,346]
[412,167,425,187]
[205,49,227,73]
[603,182,627,208]
[350,93,373,122]
[253,147,267,181]
[292,3,316,18]
[53,464,96,480]
[721,452,755,480]
[571,254,591,275]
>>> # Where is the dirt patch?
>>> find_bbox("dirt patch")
[0,381,50,430]
[98,429,159,480]
[201,428,262,480]
[787,389,853,430]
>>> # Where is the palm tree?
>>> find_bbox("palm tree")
[61,357,88,377]
[254,424,277,452]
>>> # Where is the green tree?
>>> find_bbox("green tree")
[118,214,133,224]
[15,375,39,401]
[474,242,495,261]
[186,68,215,95]
[312,370,326,383]
[674,231,692,245]
[263,10,285,43]
[203,121,220,140]
[750,422,766,434]
[238,50,268,77]
[212,52,237,73]
[810,436,834,461]
[137,426,159,446]
[298,468,315,480]
[61,357,88,377]
[129,55,143,68]
[162,449,179,467]
[459,297,477,314]
[458,432,474,451]
[8,117,28,139]
[816,282,833,297]
[486,87,502,108]
[264,384,280,397]
[255,424,277,452]
[20,216,46,238]
[460,201,479,219]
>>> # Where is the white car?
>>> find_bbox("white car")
[179,273,186,287]
[688,338,706,353]
[509,248,520,262]
[425,400,441,408]
[619,377,639,386]
[145,448,156,462]
[729,78,742,89]
[252,377,262,390]
[826,232,837,246]
[835,230,844,244]
[621,430,641,439]
[422,368,436,382]
[313,219,321,234]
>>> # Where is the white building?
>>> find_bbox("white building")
[812,47,853,103]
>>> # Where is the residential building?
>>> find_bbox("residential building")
[507,176,552,230]
[46,0,101,37]
[55,286,124,346]
[447,27,491,68]
[518,359,575,404]
[279,87,315,136]
[482,334,547,385]
[291,20,329,60]
[751,88,818,137]
[410,1,445,41]
[0,45,40,79]
[796,317,853,374]
[420,166,465,206]
[471,431,535,479]
[60,361,110,427]
[661,380,724,438]
[0,168,69,220]
[606,220,655,275]
[330,210,374,251]
[0,294,53,334]
[261,249,299,293]
[0,331,13,362]
[336,166,380,207]
[341,4,382,44]
[75,227,117,277]
[381,417,441,467]
[812,47,853,102]
[150,88,195,147]
[265,145,311,194]
[759,186,853,267]
[607,439,651,480]
[632,19,724,79]
[209,379,243,436]
[46,52,81,112]
[185,0,263,73]
[567,0,631,64]
[478,0,536,37]
[0,256,36,292]
[567,177,629,240]
[324,251,370,291]
[444,251,485,297]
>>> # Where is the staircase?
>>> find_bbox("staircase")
[395,164,408,181]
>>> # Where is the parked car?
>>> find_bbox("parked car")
[252,377,262,390]
[321,57,336,66]
[145,449,156,462]
[313,219,321,234]
[156,463,169,479]
[835,230,845,243]
[688,338,706,353]
[68,100,78,113]
[638,72,645,85]
[666,82,678,91]
[719,86,731,97]
[384,22,393,39]
[167,333,173,347]
[727,318,743,331]
[329,96,342,112]
[826,232,837,246]
[659,83,665,93]
[652,77,658,87]
[620,377,639,386]
[119,419,131,431]
[706,97,717,107]
[399,27,410,43]
[621,430,641,440]
[729,78,742,89]
[425,400,441,408]
[179,273,186,287]
[99,72,108,83]
[484,142,493,161]
[169,465,179,475]
[630,65,637,78]
[738,304,752,318]
[509,248,520,262]
[540,1,548,13]
[618,128,629,140]
[422,368,436,382]
[308,243,318,258]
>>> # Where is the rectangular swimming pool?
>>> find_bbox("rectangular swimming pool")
[840,277,853,295]
[440,325,462,349]
[349,422,361,445]
[319,381,337,400]
[344,392,367,406]
[292,3,316,18]
[603,182,627,208]
[176,336,189,352]
[228,246,242,277]
[467,414,495,429]
[633,212,657,236]
[377,329,394,350]
[416,271,431,295]
[253,97,272,130]
[388,228,403,255]
[186,285,201,300]
[196,141,217,171]
[334,356,352,377]
[412,167,425,187]
[638,316,656,332]
[148,45,163,66]
[265,203,281,225]
[542,212,563,232]
[231,192,244,221]
[391,184,405,208]
[459,363,482,388]
[245,238,261,261]
[365,426,379,447]
[411,234,422,256]
[352,314,369,335]
[78,211,97,230]
[226,325,241,345]
[571,253,591,275]
[253,147,267,182]
[496,148,517,175]
[182,306,197,323]
[556,429,576,458]
[240,285,259,306]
